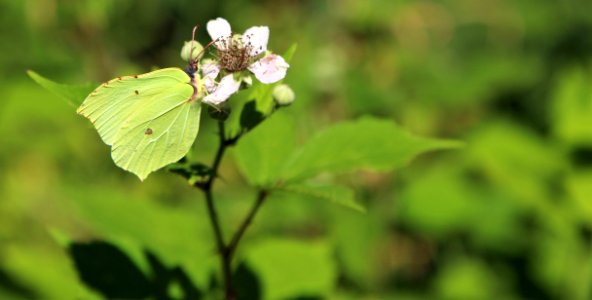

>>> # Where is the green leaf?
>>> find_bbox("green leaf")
[232,263,261,300]
[397,166,522,250]
[27,70,96,107]
[235,115,460,191]
[167,161,211,186]
[234,111,295,187]
[550,67,592,145]
[281,117,462,182]
[466,120,565,204]
[223,89,254,138]
[327,207,383,289]
[68,241,153,299]
[245,238,336,300]
[435,258,508,299]
[239,100,265,132]
[277,183,365,212]
[564,171,592,225]
[2,245,102,299]
[250,43,297,113]
[282,43,298,62]
[62,185,216,291]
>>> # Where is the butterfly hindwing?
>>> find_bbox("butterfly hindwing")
[111,90,200,180]
[77,68,201,180]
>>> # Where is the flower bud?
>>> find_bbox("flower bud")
[180,41,204,62]
[272,84,295,106]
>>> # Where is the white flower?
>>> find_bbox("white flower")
[248,54,290,84]
[206,18,233,50]
[203,74,241,105]
[202,17,290,105]
[200,60,220,93]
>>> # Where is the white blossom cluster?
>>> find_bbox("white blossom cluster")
[181,18,294,106]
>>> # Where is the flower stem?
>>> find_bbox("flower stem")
[228,190,268,256]
[211,121,227,175]
[203,188,233,298]
[200,120,233,299]
[199,120,268,300]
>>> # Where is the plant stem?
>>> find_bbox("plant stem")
[204,122,227,251]
[203,188,231,294]
[228,190,268,256]
[199,120,269,300]
[210,121,227,176]
[200,120,233,299]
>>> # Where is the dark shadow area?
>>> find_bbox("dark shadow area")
[0,268,38,299]
[69,240,202,300]
[233,262,261,300]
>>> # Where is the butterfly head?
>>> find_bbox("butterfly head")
[184,65,196,78]
[184,24,224,77]
[183,25,204,76]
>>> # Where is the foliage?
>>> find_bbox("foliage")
[2,0,592,299]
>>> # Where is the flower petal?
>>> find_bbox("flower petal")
[201,61,220,93]
[242,26,269,56]
[207,18,232,49]
[248,54,290,84]
[203,74,241,105]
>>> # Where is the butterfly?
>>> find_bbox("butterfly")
[77,27,204,181]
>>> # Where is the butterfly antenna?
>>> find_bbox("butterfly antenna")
[188,26,229,73]
[190,24,199,56]
[194,36,223,64]
[188,24,201,71]
[188,25,221,68]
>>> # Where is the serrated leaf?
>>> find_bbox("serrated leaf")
[281,117,462,182]
[234,111,295,187]
[27,70,96,107]
[278,183,365,212]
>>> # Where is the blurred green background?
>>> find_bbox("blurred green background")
[2,0,592,299]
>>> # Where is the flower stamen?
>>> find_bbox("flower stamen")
[217,34,256,72]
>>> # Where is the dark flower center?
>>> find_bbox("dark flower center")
[217,35,256,72]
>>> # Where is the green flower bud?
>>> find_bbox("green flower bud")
[272,84,295,106]
[180,41,204,62]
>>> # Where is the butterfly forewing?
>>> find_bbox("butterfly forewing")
[77,68,201,180]
[77,68,192,145]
